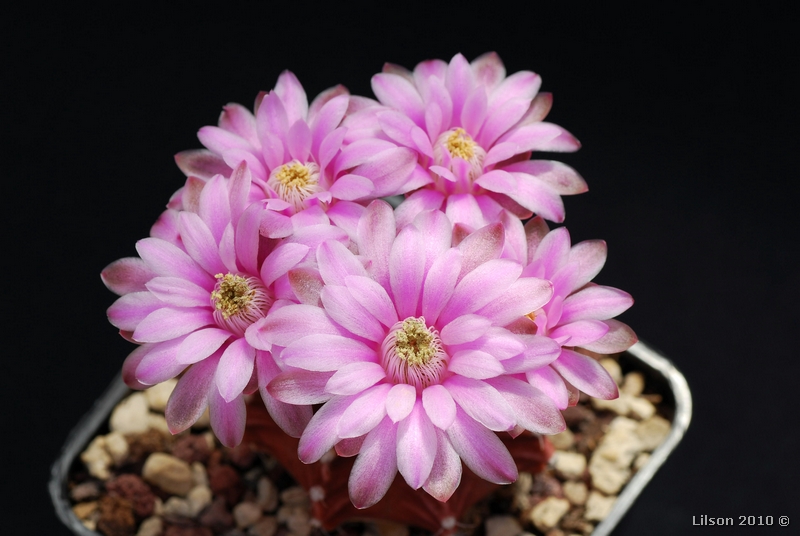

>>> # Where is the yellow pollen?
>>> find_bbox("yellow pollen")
[210,273,254,319]
[274,162,315,189]
[394,318,436,367]
[445,128,476,160]
[525,311,537,322]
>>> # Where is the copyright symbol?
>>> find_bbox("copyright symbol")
[779,516,789,526]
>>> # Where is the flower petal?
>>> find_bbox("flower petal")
[215,338,256,402]
[298,394,358,463]
[282,334,376,371]
[444,376,515,432]
[337,383,392,439]
[325,362,386,395]
[165,354,218,434]
[177,327,232,364]
[101,257,156,296]
[386,383,416,423]
[133,307,213,343]
[550,348,619,400]
[422,384,457,430]
[423,428,462,501]
[349,416,398,509]
[487,376,565,434]
[396,400,437,489]
[209,390,246,447]
[446,408,517,484]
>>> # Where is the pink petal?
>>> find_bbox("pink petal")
[471,52,506,90]
[107,291,162,331]
[567,239,607,291]
[386,384,416,423]
[444,193,486,230]
[145,276,209,308]
[487,376,565,434]
[282,334,376,371]
[488,70,541,111]
[318,126,347,171]
[311,94,348,157]
[446,408,517,484]
[337,383,392,439]
[394,189,445,229]
[309,85,348,119]
[550,319,610,347]
[527,365,569,409]
[500,334,560,372]
[422,384,457,430]
[461,86,488,136]
[443,376,515,432]
[259,242,309,287]
[389,225,425,319]
[298,394,358,463]
[197,175,231,244]
[445,54,475,127]
[349,417,398,508]
[198,126,252,155]
[136,237,212,286]
[532,227,571,277]
[478,97,530,148]
[504,160,587,195]
[209,390,246,447]
[328,174,374,201]
[135,337,188,385]
[520,92,553,124]
[256,353,313,438]
[396,401,437,489]
[174,149,232,180]
[274,70,308,125]
[325,362,387,395]
[320,285,385,343]
[257,91,289,143]
[253,304,345,348]
[122,345,152,390]
[215,338,256,402]
[165,355,219,433]
[506,173,565,222]
[551,348,619,400]
[228,162,253,225]
[345,275,398,328]
[423,428,462,501]
[499,122,580,153]
[218,103,258,147]
[101,257,156,296]
[421,248,461,325]
[285,119,311,163]
[179,212,225,276]
[467,327,528,361]
[287,267,324,306]
[133,307,213,344]
[371,73,425,127]
[268,369,334,405]
[440,314,492,345]
[447,349,504,379]
[457,222,505,278]
[317,239,368,285]
[177,327,232,364]
[580,319,638,353]
[439,259,522,325]
[356,199,395,288]
[476,277,553,326]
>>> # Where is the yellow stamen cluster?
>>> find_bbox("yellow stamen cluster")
[267,161,321,211]
[274,162,315,189]
[210,273,255,319]
[394,318,437,366]
[445,128,476,160]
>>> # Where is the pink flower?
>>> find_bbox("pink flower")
[369,52,587,231]
[516,217,638,409]
[102,175,312,446]
[252,201,565,507]
[162,71,418,242]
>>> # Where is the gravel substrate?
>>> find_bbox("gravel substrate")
[67,355,673,536]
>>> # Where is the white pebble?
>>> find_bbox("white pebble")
[110,392,150,434]
[585,490,617,521]
[144,379,177,412]
[528,497,570,531]
[234,501,263,529]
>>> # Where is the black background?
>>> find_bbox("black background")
[3,3,797,535]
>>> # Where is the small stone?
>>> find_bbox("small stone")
[127,429,171,464]
[105,432,130,466]
[97,495,136,536]
[599,358,622,385]
[70,481,101,502]
[636,415,671,451]
[208,464,244,506]
[163,525,213,536]
[106,474,156,518]
[596,417,643,466]
[553,451,587,480]
[72,501,98,520]
[147,414,172,435]
[627,396,656,420]
[172,435,212,465]
[371,519,409,536]
[198,496,234,533]
[145,379,178,412]
[588,456,630,495]
[256,477,278,512]
[163,496,192,518]
[590,395,629,416]
[187,485,213,517]
[136,516,163,536]
[585,491,617,521]
[234,501,263,529]
[485,515,522,536]
[633,452,651,471]
[529,472,564,504]
[143,453,194,496]
[192,408,211,430]
[192,462,209,487]
[528,497,570,532]
[512,472,533,510]
[110,392,151,435]
[229,443,257,469]
[248,516,278,536]
[562,481,588,505]
[81,436,112,480]
[549,429,575,450]
[621,372,645,396]
[280,486,310,507]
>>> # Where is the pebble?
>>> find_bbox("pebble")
[147,413,171,435]
[106,474,156,518]
[145,379,177,412]
[192,407,211,429]
[621,372,645,396]
[485,515,523,536]
[105,431,130,466]
[72,500,98,520]
[136,516,163,536]
[552,451,586,480]
[198,496,234,533]
[162,496,192,517]
[233,501,263,528]
[110,392,151,434]
[70,480,101,502]
[528,497,570,531]
[191,462,209,487]
[548,429,575,450]
[278,505,312,536]
[187,484,213,517]
[584,491,617,521]
[562,481,588,505]
[97,495,136,536]
[627,396,656,420]
[588,455,631,496]
[257,476,278,512]
[80,436,112,480]
[280,486,310,507]
[598,358,622,385]
[142,453,194,496]
[634,452,651,471]
[248,516,278,536]
[636,415,671,451]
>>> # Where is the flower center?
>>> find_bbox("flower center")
[210,273,273,336]
[381,317,447,389]
[267,160,321,211]
[432,128,487,190]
